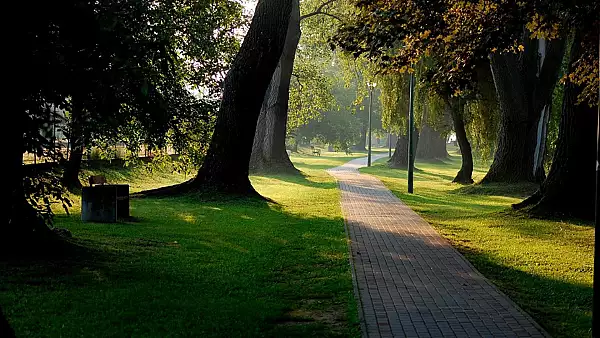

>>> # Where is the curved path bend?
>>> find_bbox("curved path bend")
[328,155,546,338]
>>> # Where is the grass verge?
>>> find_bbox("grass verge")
[1,152,363,337]
[360,150,594,338]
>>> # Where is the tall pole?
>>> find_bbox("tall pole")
[367,87,373,167]
[407,73,415,193]
[593,61,599,338]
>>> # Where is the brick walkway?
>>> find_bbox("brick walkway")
[328,156,547,338]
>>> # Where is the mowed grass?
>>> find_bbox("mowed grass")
[1,152,364,337]
[360,148,594,338]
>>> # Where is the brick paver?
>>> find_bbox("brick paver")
[328,156,547,338]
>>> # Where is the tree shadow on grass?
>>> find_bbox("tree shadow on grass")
[1,194,358,337]
[344,220,591,338]
[455,245,592,338]
[451,182,539,199]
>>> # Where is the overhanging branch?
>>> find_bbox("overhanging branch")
[300,0,342,22]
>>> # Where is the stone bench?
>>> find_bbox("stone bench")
[82,177,129,222]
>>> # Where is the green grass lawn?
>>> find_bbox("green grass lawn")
[1,152,364,337]
[360,148,594,338]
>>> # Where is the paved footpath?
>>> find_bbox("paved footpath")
[328,156,547,338]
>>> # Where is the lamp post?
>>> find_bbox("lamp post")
[367,82,377,167]
[407,73,415,194]
[594,82,599,338]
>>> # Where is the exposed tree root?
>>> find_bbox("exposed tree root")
[452,169,474,184]
[132,178,273,203]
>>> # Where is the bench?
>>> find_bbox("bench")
[345,148,353,155]
[311,146,321,156]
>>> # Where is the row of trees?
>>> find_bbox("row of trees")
[4,0,597,331]
[8,0,599,243]
[8,0,349,248]
[8,0,244,245]
[332,0,598,219]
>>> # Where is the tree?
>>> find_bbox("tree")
[250,0,301,173]
[513,8,598,219]
[296,77,366,149]
[480,36,565,183]
[7,0,242,245]
[331,1,483,181]
[377,72,411,168]
[250,0,343,172]
[60,0,242,191]
[416,86,451,161]
[331,0,572,184]
[447,97,474,183]
[416,126,448,161]
[165,0,294,195]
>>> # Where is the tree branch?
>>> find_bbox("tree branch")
[300,0,341,22]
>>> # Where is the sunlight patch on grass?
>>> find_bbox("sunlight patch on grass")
[3,154,362,337]
[361,153,594,338]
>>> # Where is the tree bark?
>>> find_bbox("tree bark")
[249,0,300,174]
[182,0,292,194]
[416,124,448,160]
[355,125,367,151]
[388,134,409,168]
[513,32,596,220]
[448,98,474,184]
[482,37,565,184]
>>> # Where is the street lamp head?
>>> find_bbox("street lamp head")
[368,82,377,88]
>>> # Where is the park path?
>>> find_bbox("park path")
[328,156,547,338]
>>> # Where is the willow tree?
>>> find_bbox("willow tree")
[415,82,452,161]
[331,0,484,183]
[378,72,411,168]
[332,0,571,184]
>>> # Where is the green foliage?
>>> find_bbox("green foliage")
[288,55,337,131]
[24,168,72,225]
[17,0,243,226]
[287,0,363,133]
[378,73,409,134]
[3,155,361,337]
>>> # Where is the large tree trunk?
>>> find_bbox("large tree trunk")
[62,103,85,191]
[416,124,448,160]
[388,134,409,168]
[448,98,474,184]
[249,0,300,174]
[145,0,295,195]
[513,33,596,220]
[0,306,15,338]
[353,125,367,151]
[482,36,565,184]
